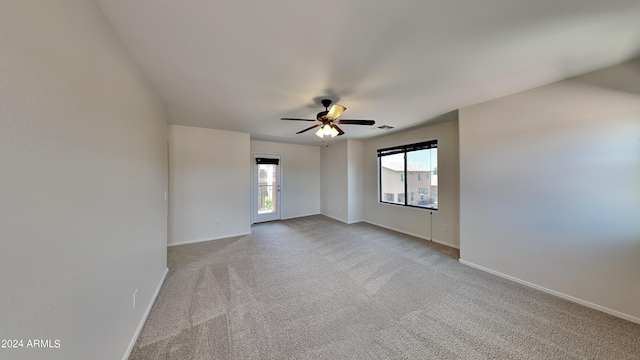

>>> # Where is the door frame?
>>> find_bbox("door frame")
[252,152,282,224]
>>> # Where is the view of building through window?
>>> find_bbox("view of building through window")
[378,141,438,209]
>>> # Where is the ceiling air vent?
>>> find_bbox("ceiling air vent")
[377,125,394,130]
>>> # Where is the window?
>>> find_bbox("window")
[378,140,438,209]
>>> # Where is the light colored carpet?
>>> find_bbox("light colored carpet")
[129,215,640,359]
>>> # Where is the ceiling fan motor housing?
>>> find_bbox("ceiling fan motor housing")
[316,110,329,120]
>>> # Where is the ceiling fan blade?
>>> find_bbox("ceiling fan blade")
[296,124,320,134]
[333,124,345,136]
[281,118,316,121]
[336,119,375,126]
[327,104,346,119]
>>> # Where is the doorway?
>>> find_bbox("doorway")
[253,154,281,223]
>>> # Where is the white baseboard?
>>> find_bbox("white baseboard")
[122,267,168,360]
[320,213,365,225]
[281,212,321,221]
[458,259,640,325]
[363,220,460,250]
[168,231,252,247]
[252,212,321,224]
[429,237,458,249]
[321,213,350,224]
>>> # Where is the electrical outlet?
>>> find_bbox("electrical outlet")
[442,224,447,232]
[164,191,168,202]
[133,288,138,309]
[338,206,341,212]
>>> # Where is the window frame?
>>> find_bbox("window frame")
[378,140,438,211]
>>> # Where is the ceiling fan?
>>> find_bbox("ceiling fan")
[281,99,375,138]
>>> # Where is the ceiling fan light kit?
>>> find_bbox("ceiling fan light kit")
[282,99,375,140]
[315,124,340,138]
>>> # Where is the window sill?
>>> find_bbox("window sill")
[379,201,438,211]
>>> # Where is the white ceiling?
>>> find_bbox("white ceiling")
[96,0,640,145]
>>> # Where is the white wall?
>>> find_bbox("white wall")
[363,120,460,248]
[168,125,251,245]
[250,141,320,220]
[347,140,364,223]
[0,2,168,360]
[459,59,640,322]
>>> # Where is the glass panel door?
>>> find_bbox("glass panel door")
[258,163,277,214]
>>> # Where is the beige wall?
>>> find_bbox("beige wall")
[347,140,364,223]
[320,139,365,224]
[320,140,349,222]
[459,59,640,322]
[168,125,251,245]
[363,120,460,248]
[250,141,321,220]
[0,2,169,359]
